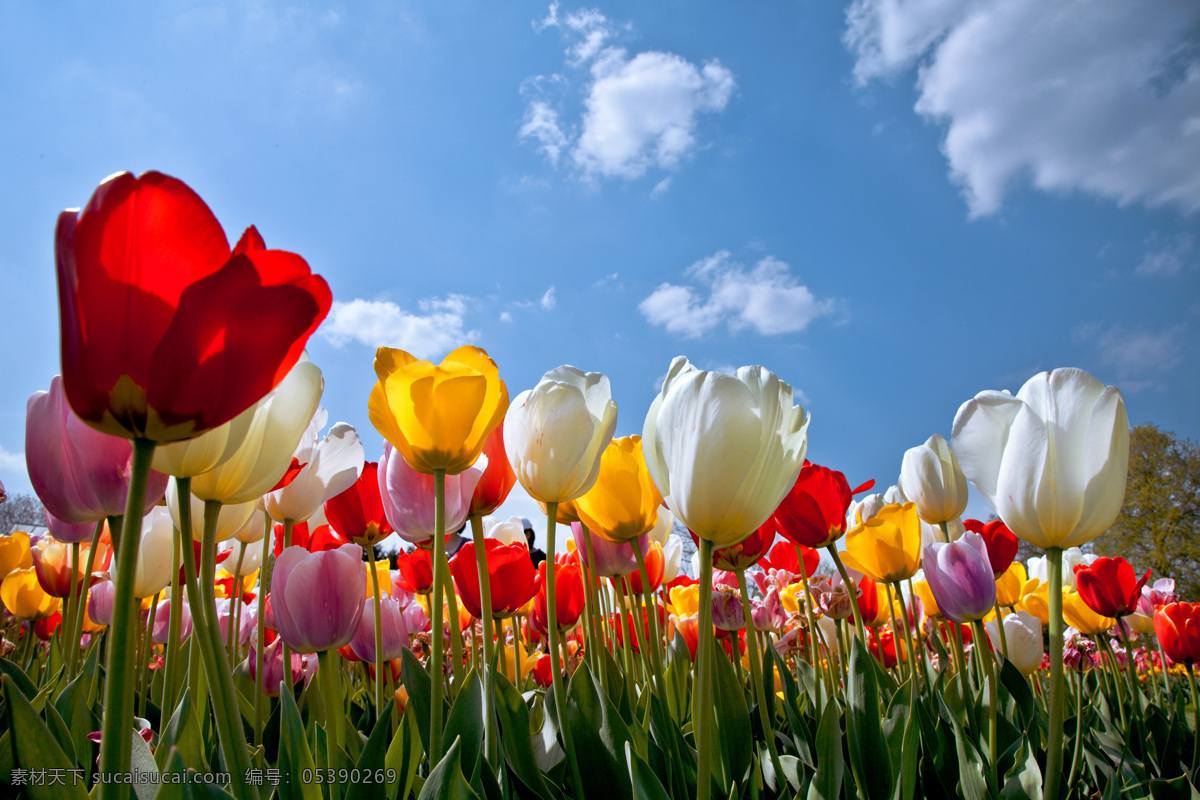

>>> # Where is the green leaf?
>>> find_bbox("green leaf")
[999,738,1042,800]
[998,659,1034,733]
[443,670,484,780]
[401,647,434,755]
[845,638,894,800]
[806,697,844,800]
[346,700,395,800]
[1149,775,1200,800]
[2,674,89,800]
[711,643,753,787]
[0,657,39,701]
[492,671,557,800]
[277,680,322,800]
[156,689,209,773]
[939,696,987,800]
[418,738,480,800]
[625,741,670,800]
[55,670,98,772]
[153,746,238,800]
[385,708,423,800]
[894,690,920,800]
[43,698,78,770]
[564,663,634,800]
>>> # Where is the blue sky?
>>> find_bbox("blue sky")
[1,1,1197,549]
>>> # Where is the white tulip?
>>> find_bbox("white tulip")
[846,493,886,531]
[109,507,177,599]
[504,366,618,504]
[660,535,683,584]
[986,610,1044,676]
[485,516,529,548]
[647,507,675,548]
[899,434,970,525]
[263,419,365,522]
[642,356,809,548]
[952,368,1128,549]
[168,479,259,544]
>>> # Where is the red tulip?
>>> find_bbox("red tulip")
[673,615,699,660]
[273,521,346,556]
[963,519,1019,577]
[868,626,897,669]
[531,653,554,687]
[625,543,665,594]
[395,548,435,595]
[468,425,517,516]
[691,526,774,571]
[1074,557,1151,618]
[55,171,331,442]
[771,461,874,549]
[611,604,667,653]
[34,612,64,641]
[531,553,585,635]
[1155,603,1200,665]
[856,575,880,623]
[448,539,538,619]
[759,540,819,579]
[325,462,394,546]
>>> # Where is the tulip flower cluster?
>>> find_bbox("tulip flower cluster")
[3,170,1190,800]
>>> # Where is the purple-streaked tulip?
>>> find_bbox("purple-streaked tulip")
[45,511,96,544]
[711,588,745,631]
[271,544,365,653]
[921,531,996,624]
[251,638,317,697]
[986,610,1043,675]
[348,595,410,662]
[88,579,116,626]
[25,376,168,524]
[570,521,647,578]
[378,443,483,545]
[396,588,429,634]
[153,596,192,643]
[215,597,258,646]
[751,586,787,632]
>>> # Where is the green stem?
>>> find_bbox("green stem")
[1188,664,1199,781]
[545,504,584,796]
[1097,634,1128,732]
[137,592,160,718]
[97,437,155,800]
[228,543,246,663]
[1116,619,1142,713]
[318,649,343,800]
[67,522,103,678]
[429,472,447,762]
[162,524,182,717]
[633,544,666,689]
[1044,547,1066,800]
[696,539,715,800]
[468,514,498,767]
[367,546,385,719]
[254,512,271,750]
[992,601,1009,660]
[441,552,464,691]
[972,620,999,793]
[1066,666,1085,789]
[948,621,978,734]
[582,528,608,659]
[895,582,923,694]
[798,546,825,712]
[737,568,785,785]
[63,542,79,666]
[827,546,867,645]
[279,518,293,688]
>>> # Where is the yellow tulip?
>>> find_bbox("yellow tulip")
[1,567,61,620]
[779,583,803,616]
[502,632,534,681]
[995,561,1027,608]
[866,582,901,628]
[539,497,582,524]
[1016,579,1051,626]
[669,584,700,617]
[366,561,393,599]
[1063,589,1115,635]
[574,436,664,544]
[368,346,508,475]
[0,532,33,582]
[912,579,942,618]
[844,502,922,584]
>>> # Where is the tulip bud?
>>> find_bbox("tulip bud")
[899,434,969,525]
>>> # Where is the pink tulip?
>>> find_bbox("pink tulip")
[26,376,168,524]
[251,638,317,697]
[751,586,787,632]
[152,597,192,643]
[270,544,365,653]
[88,579,116,626]
[45,511,97,544]
[711,588,745,631]
[378,443,483,545]
[922,531,997,624]
[570,522,647,578]
[348,596,411,662]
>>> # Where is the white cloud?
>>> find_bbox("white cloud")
[1137,232,1195,277]
[650,177,672,197]
[793,387,812,407]
[499,311,514,323]
[540,286,557,310]
[844,0,1200,217]
[1074,322,1187,390]
[319,296,480,360]
[0,445,24,473]
[639,251,835,338]
[522,5,735,183]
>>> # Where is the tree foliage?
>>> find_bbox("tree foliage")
[1094,423,1200,600]
[0,492,45,534]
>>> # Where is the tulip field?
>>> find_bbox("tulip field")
[3,170,1199,800]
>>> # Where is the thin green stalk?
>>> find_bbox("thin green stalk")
[137,592,160,718]
[254,512,271,749]
[318,649,344,800]
[279,518,294,685]
[827,545,866,644]
[441,554,464,691]
[737,568,785,785]
[545,503,584,796]
[1066,667,1085,789]
[162,525,183,717]
[798,546,825,712]
[895,582,923,694]
[467,513,499,767]
[885,584,909,684]
[621,574,649,684]
[367,546,386,718]
[695,539,715,800]
[67,521,103,678]
[972,620,999,793]
[430,471,447,763]
[1116,620,1142,712]
[948,621,978,734]
[97,437,155,800]
[1096,635,1128,732]
[64,542,79,664]
[582,528,608,660]
[992,601,1010,659]
[1045,547,1066,800]
[227,543,246,663]
[633,544,666,688]
[1188,664,1199,780]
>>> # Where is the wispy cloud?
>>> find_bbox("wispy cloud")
[1136,232,1195,277]
[844,0,1200,216]
[319,296,479,360]
[1073,322,1187,391]
[540,287,557,310]
[639,251,834,338]
[0,445,24,473]
[522,5,735,184]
